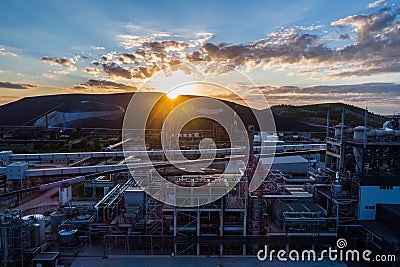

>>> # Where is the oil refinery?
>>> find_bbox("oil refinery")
[0,110,398,266]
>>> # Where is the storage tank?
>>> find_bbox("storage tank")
[58,229,78,246]
[332,183,343,194]
[353,126,365,141]
[124,187,145,206]
[22,214,45,244]
[30,223,41,247]
[50,211,67,231]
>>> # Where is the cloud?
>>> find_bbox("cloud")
[131,65,162,79]
[41,56,75,66]
[368,0,385,8]
[41,56,77,73]
[328,7,400,77]
[0,47,18,57]
[0,81,38,89]
[142,40,190,52]
[74,79,137,91]
[82,67,102,75]
[42,73,57,79]
[119,34,152,49]
[178,6,400,78]
[258,83,400,107]
[331,7,399,42]
[91,46,105,50]
[102,63,132,79]
[339,34,351,39]
[64,5,400,86]
[118,53,138,64]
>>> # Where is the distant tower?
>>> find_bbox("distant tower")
[247,125,255,159]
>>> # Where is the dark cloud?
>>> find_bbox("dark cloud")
[142,40,189,52]
[82,67,101,74]
[91,61,101,66]
[131,65,161,79]
[118,53,137,64]
[135,50,146,58]
[0,81,38,89]
[186,50,204,61]
[102,63,132,79]
[339,34,351,39]
[332,7,398,42]
[41,56,75,66]
[198,32,330,68]
[328,7,400,77]
[180,6,399,78]
[74,79,136,91]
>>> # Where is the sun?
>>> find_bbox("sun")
[166,90,180,99]
[166,84,199,99]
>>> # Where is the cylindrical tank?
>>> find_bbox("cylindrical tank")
[30,223,41,247]
[22,214,45,244]
[58,229,78,246]
[50,211,67,231]
[334,124,342,137]
[333,183,343,194]
[353,126,365,141]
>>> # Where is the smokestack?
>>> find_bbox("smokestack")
[247,125,255,159]
[340,110,344,145]
[364,108,368,149]
[326,110,330,140]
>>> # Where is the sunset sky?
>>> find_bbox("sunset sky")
[0,0,399,114]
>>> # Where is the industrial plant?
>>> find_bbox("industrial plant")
[0,110,398,267]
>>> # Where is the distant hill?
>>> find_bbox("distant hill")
[0,93,380,132]
[0,93,133,128]
[272,103,386,128]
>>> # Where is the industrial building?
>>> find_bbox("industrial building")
[0,114,398,266]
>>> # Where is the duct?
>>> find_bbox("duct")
[38,176,85,191]
[312,184,331,187]
[223,226,244,233]
[261,194,312,199]
[353,126,400,141]
[283,177,316,183]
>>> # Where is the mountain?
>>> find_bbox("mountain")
[0,93,383,132]
[272,103,386,128]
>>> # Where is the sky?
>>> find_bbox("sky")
[0,0,399,114]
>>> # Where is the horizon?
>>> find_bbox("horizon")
[0,91,392,116]
[0,0,399,114]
